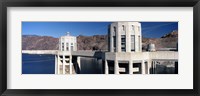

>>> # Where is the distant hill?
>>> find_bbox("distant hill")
[161,30,178,38]
[77,35,108,50]
[22,35,108,50]
[22,30,178,50]
[142,30,178,50]
[22,35,59,50]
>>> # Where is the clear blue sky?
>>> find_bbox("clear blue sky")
[22,22,178,38]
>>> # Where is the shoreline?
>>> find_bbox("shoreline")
[22,50,57,55]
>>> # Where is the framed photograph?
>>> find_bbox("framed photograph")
[0,0,199,96]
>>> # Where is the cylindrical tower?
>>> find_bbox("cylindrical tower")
[56,32,77,75]
[147,43,156,52]
[59,32,77,51]
[108,22,142,52]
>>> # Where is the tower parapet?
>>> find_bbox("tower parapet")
[148,43,156,52]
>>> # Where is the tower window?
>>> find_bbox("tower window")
[132,25,134,30]
[121,35,126,42]
[122,25,125,31]
[71,46,73,51]
[113,26,116,35]
[62,43,64,51]
[113,36,116,52]
[66,43,69,51]
[121,35,126,52]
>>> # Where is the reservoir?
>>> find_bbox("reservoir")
[22,54,55,74]
[22,54,103,74]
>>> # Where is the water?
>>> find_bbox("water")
[22,54,55,74]
[22,54,103,74]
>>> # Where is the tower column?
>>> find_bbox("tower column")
[126,25,131,52]
[105,60,109,74]
[110,30,114,52]
[146,60,150,74]
[63,55,65,74]
[77,56,81,72]
[55,55,57,74]
[141,60,145,74]
[114,60,119,74]
[129,60,133,74]
[70,55,72,74]
[116,26,121,52]
[57,54,60,74]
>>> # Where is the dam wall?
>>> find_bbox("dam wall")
[78,57,103,74]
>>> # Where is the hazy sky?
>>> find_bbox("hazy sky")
[22,22,178,38]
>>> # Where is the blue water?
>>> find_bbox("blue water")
[22,54,55,74]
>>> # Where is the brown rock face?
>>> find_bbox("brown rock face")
[22,35,108,50]
[142,30,178,50]
[22,35,59,50]
[77,35,108,51]
[161,30,178,38]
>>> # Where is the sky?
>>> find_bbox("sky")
[22,22,178,38]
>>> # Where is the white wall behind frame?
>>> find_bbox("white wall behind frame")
[7,7,193,89]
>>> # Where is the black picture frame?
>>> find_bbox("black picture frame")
[0,0,199,96]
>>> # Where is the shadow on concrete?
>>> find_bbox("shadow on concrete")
[72,56,81,74]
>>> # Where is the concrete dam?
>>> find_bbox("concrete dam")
[22,50,178,74]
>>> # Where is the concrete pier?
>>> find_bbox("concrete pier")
[129,60,133,74]
[114,60,119,74]
[105,60,109,74]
